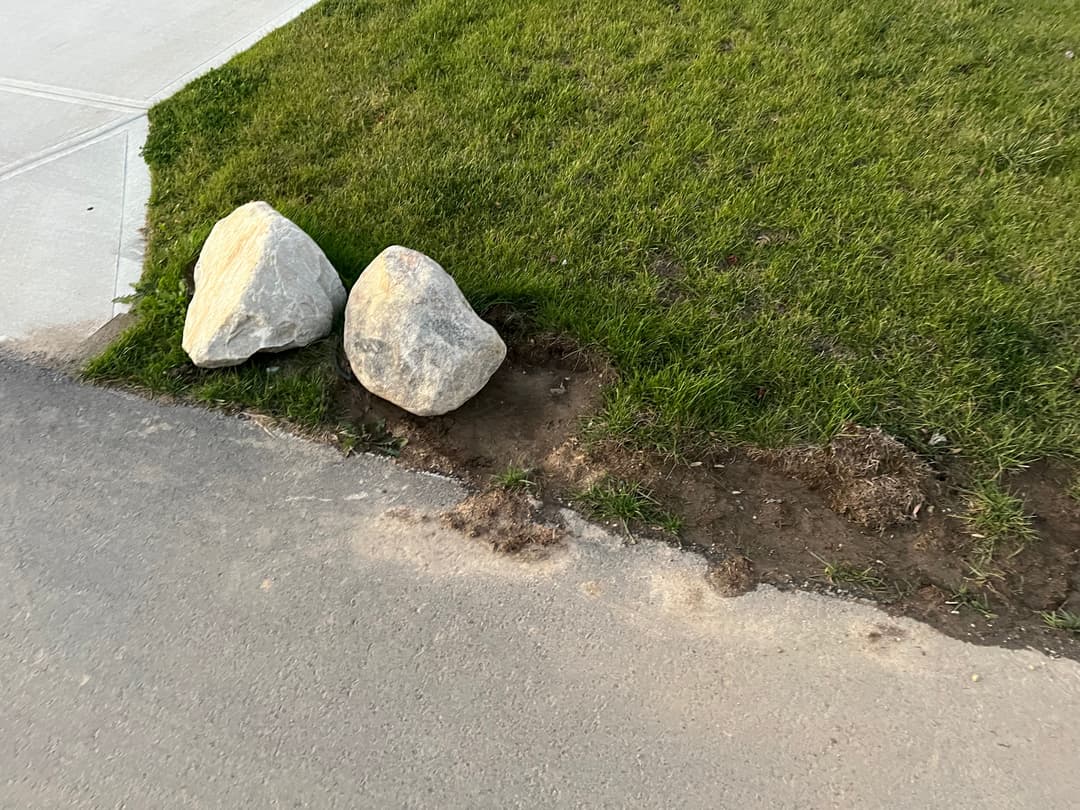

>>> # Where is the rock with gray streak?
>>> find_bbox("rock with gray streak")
[344,246,506,416]
[182,201,346,368]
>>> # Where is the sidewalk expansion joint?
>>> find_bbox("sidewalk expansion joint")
[0,77,148,113]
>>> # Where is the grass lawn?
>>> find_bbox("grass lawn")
[88,0,1079,485]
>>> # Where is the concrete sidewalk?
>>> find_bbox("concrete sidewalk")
[3,353,1080,808]
[0,0,318,345]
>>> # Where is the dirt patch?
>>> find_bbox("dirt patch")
[441,488,563,554]
[750,425,932,532]
[707,556,756,597]
[995,462,1080,614]
[336,332,612,483]
[323,335,1079,657]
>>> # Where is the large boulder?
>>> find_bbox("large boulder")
[182,201,346,368]
[344,246,506,416]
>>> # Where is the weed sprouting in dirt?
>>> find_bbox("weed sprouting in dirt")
[335,419,407,458]
[811,553,886,591]
[1042,609,1080,634]
[492,465,540,494]
[962,481,1037,563]
[946,586,997,620]
[963,562,1006,591]
[575,476,682,536]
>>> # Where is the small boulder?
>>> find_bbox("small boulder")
[344,246,506,416]
[182,201,346,368]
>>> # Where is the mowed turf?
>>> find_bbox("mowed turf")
[88,0,1079,478]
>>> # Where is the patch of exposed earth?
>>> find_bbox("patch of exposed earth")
[333,332,1080,659]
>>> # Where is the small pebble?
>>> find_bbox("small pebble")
[971,674,981,682]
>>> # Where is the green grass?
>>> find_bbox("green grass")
[962,480,1037,563]
[335,418,408,457]
[812,554,886,591]
[492,465,540,493]
[575,477,683,535]
[947,585,997,619]
[1042,609,1080,634]
[191,353,334,426]
[88,0,1080,482]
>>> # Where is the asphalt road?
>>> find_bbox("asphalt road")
[3,354,1080,809]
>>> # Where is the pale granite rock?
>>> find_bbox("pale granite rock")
[344,246,506,416]
[182,201,345,368]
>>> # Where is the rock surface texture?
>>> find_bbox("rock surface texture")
[182,201,346,368]
[344,246,506,416]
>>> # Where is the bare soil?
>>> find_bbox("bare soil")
[334,335,1080,659]
[441,488,564,554]
[749,426,932,532]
